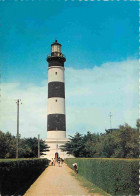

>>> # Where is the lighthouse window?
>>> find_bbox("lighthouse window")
[58,46,60,52]
[55,72,57,75]
[56,99,57,102]
[54,45,57,51]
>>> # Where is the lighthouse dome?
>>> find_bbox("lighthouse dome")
[51,40,61,54]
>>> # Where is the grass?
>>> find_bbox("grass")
[70,171,110,196]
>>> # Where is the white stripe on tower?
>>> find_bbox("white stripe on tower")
[48,66,64,83]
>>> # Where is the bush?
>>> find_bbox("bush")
[0,158,49,195]
[65,158,139,195]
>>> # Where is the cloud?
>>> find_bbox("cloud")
[0,58,138,138]
[0,83,47,138]
[66,58,138,135]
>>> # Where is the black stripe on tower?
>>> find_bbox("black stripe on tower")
[47,56,66,67]
[47,114,66,131]
[48,82,65,98]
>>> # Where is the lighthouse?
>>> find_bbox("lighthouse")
[45,40,71,160]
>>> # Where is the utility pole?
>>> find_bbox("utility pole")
[109,112,112,129]
[16,99,22,159]
[38,134,40,158]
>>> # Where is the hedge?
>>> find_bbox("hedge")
[0,158,49,196]
[65,158,139,196]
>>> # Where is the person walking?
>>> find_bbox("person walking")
[60,158,63,167]
[61,158,63,165]
[51,158,53,166]
[53,158,56,166]
[58,157,61,167]
[72,163,78,174]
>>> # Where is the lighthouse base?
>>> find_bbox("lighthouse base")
[42,137,74,160]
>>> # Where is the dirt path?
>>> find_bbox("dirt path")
[24,163,97,196]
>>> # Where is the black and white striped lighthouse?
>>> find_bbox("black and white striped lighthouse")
[45,40,70,159]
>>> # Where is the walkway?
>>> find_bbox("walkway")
[24,163,97,196]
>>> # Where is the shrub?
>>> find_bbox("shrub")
[0,158,49,195]
[65,158,139,195]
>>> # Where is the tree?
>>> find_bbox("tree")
[61,133,85,157]
[1,120,139,159]
[98,123,139,158]
[61,132,100,158]
[115,123,139,158]
[0,131,49,158]
[83,132,100,157]
[19,137,50,158]
[0,131,16,158]
[136,119,140,129]
[60,120,139,158]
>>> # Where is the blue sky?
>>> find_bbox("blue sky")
[0,1,138,83]
[0,1,139,138]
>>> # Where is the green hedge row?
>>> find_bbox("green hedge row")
[65,158,139,196]
[0,158,49,196]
